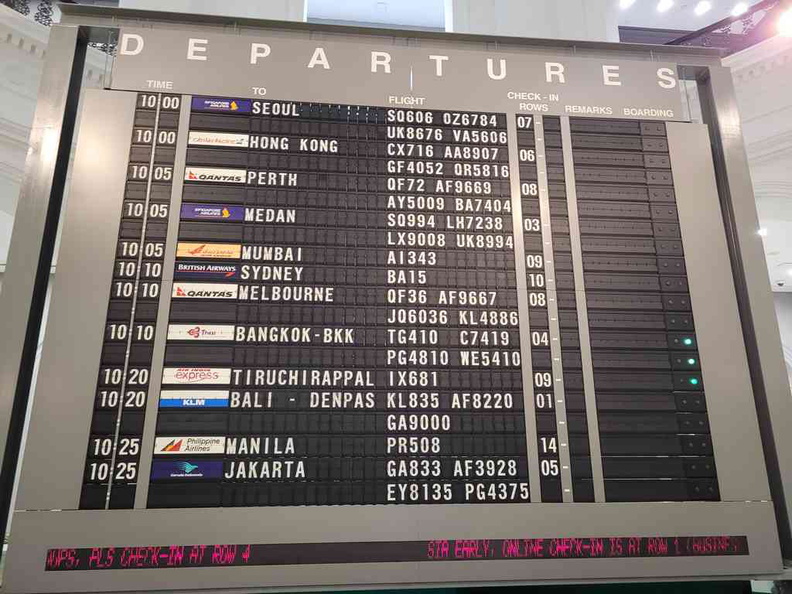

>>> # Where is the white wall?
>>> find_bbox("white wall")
[723,36,792,291]
[118,0,306,21]
[0,5,110,292]
[450,0,620,42]
[773,293,792,385]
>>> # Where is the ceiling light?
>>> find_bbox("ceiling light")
[780,9,792,36]
[758,228,768,237]
[695,1,712,15]
[620,0,636,9]
[657,0,674,13]
[731,2,749,16]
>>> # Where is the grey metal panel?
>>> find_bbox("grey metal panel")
[666,122,771,502]
[559,116,605,502]
[506,116,541,499]
[1,501,782,593]
[700,66,792,557]
[0,25,83,500]
[15,90,137,511]
[534,117,572,500]
[134,96,191,508]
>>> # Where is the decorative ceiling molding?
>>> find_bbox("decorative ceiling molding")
[744,128,792,166]
[724,34,792,81]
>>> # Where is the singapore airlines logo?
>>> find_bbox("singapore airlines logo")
[162,439,183,452]
[222,208,231,218]
[230,101,239,111]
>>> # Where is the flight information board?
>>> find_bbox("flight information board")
[3,19,782,593]
[76,95,714,510]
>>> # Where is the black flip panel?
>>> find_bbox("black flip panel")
[569,117,715,501]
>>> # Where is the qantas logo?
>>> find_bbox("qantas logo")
[172,283,238,299]
[184,167,246,184]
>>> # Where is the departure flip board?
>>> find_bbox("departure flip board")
[3,17,783,593]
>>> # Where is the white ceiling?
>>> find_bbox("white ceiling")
[307,0,446,28]
[617,0,766,31]
[307,0,767,32]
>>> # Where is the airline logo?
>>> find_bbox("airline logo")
[159,390,230,408]
[188,131,249,148]
[162,367,231,385]
[184,167,246,184]
[167,324,235,341]
[180,203,244,221]
[172,283,238,300]
[151,460,223,480]
[154,437,225,455]
[174,262,239,280]
[191,97,252,113]
[176,242,242,259]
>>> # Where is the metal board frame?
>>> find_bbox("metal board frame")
[0,5,790,590]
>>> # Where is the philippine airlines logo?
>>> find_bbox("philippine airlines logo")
[180,203,244,221]
[176,242,242,259]
[154,436,225,454]
[174,262,239,280]
[188,131,249,148]
[162,367,231,385]
[191,97,252,113]
[159,390,230,408]
[172,283,238,299]
[183,167,246,184]
[167,324,234,341]
[151,460,223,480]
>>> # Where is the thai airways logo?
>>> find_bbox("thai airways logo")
[191,97,252,113]
[159,390,230,408]
[174,262,239,280]
[176,242,241,259]
[167,325,232,341]
[154,437,225,454]
[167,324,234,341]
[172,283,238,299]
[183,167,246,184]
[180,203,244,221]
[188,131,249,148]
[151,459,223,480]
[162,367,231,385]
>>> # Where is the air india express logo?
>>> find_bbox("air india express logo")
[184,167,246,183]
[161,367,232,385]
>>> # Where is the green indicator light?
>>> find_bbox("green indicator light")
[689,377,700,386]
[683,338,694,346]
[687,358,696,365]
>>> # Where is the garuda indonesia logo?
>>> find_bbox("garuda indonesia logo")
[177,461,199,474]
